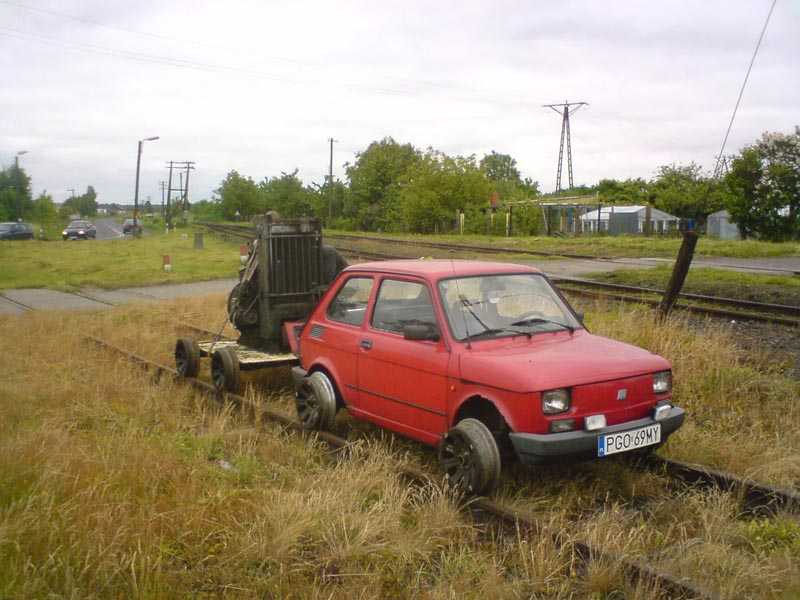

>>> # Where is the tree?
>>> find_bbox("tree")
[480,151,521,183]
[397,150,492,233]
[723,127,800,240]
[0,164,32,220]
[259,170,320,218]
[60,185,98,218]
[344,137,421,230]
[214,171,260,220]
[597,178,649,204]
[649,163,722,222]
[31,191,57,228]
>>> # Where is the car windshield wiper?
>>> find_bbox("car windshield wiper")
[463,327,531,341]
[510,316,575,333]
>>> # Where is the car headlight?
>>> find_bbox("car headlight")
[78,230,85,234]
[62,230,67,235]
[542,388,571,414]
[653,371,672,394]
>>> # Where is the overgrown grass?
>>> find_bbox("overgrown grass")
[2,295,799,598]
[328,229,800,259]
[0,230,240,291]
[583,265,800,305]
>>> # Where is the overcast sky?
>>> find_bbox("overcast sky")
[1,0,798,205]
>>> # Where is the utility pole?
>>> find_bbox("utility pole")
[182,161,195,210]
[165,162,174,231]
[14,150,28,220]
[327,137,337,220]
[133,136,159,233]
[160,181,166,216]
[543,101,588,192]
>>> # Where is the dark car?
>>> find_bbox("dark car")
[122,219,142,235]
[0,222,34,240]
[62,220,96,240]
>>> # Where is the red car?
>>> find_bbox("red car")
[290,260,684,495]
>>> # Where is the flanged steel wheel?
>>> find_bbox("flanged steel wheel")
[211,347,240,393]
[174,338,200,378]
[439,418,501,496]
[295,371,337,431]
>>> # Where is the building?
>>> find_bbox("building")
[579,205,679,234]
[706,209,741,240]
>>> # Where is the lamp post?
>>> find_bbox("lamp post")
[15,150,28,221]
[133,136,159,234]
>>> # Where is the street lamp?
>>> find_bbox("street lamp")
[15,150,28,221]
[133,136,159,234]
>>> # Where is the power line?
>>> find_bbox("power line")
[713,0,777,177]
[0,23,532,108]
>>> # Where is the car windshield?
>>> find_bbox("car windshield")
[69,221,88,227]
[438,273,581,341]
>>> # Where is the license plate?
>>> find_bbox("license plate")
[598,423,661,457]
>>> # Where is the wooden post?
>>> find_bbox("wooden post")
[657,231,698,320]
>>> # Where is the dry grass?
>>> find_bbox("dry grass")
[2,294,799,598]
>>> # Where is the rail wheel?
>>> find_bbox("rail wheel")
[439,418,501,496]
[174,338,200,378]
[211,347,240,393]
[295,371,337,431]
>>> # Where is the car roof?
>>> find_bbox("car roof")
[342,259,542,280]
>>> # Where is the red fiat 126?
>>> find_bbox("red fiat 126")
[290,260,684,495]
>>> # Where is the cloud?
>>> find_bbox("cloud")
[1,0,798,202]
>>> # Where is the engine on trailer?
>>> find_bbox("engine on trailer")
[226,214,347,353]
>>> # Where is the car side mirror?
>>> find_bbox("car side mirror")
[403,323,440,342]
[575,311,585,324]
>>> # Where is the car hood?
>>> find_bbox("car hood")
[457,330,670,393]
[65,226,88,231]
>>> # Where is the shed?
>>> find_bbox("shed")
[706,209,741,240]
[579,205,679,234]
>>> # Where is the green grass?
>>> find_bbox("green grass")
[584,265,800,305]
[327,229,800,259]
[0,230,240,291]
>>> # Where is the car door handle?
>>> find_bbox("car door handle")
[360,339,373,350]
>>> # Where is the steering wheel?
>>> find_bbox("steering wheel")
[512,310,543,323]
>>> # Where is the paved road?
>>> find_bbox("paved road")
[94,217,125,240]
[0,278,238,315]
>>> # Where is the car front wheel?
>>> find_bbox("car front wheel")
[439,418,502,496]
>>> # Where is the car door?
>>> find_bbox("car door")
[303,275,375,410]
[356,276,449,445]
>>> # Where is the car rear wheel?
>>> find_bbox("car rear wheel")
[211,347,240,393]
[174,338,200,378]
[295,371,337,431]
[439,418,501,496]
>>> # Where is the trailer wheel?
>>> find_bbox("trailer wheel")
[296,371,337,431]
[439,418,501,496]
[211,347,240,393]
[175,338,200,378]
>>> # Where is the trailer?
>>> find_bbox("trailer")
[174,214,346,392]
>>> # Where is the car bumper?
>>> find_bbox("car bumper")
[509,406,685,465]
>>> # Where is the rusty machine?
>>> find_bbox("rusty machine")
[174,214,347,392]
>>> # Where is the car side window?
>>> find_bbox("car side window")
[327,277,373,326]
[371,279,437,334]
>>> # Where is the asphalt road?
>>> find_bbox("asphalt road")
[94,217,125,240]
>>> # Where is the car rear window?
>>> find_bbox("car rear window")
[327,277,373,326]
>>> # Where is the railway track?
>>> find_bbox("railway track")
[199,223,800,327]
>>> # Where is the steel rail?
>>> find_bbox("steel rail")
[85,333,719,599]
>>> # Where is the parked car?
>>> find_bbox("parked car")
[0,222,34,240]
[290,260,684,495]
[122,219,142,235]
[62,220,96,240]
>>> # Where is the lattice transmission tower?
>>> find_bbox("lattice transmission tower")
[543,100,588,192]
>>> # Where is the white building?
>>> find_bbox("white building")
[706,209,740,240]
[579,205,679,234]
